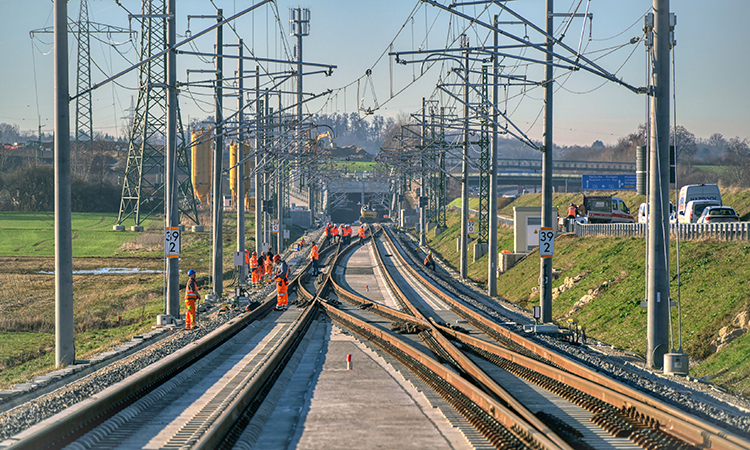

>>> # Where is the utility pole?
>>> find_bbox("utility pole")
[291,7,309,234]
[459,34,469,279]
[212,9,224,298]
[420,97,427,246]
[31,0,132,174]
[647,0,671,370]
[165,0,179,318]
[539,0,554,324]
[254,66,262,255]
[236,39,246,283]
[488,15,499,297]
[54,0,74,367]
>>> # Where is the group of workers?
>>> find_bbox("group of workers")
[183,223,374,329]
[323,222,368,247]
[323,222,350,244]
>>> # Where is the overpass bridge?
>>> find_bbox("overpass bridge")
[446,158,636,174]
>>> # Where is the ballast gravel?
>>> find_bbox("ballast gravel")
[0,230,323,444]
[0,307,246,442]
[392,229,750,440]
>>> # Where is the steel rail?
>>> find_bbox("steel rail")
[3,295,275,450]
[317,301,560,450]
[306,232,561,448]
[367,226,573,450]
[381,227,750,450]
[194,298,319,449]
[3,234,325,450]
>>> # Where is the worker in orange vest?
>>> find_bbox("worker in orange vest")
[274,254,290,310]
[567,203,578,219]
[324,222,331,238]
[310,241,320,276]
[331,224,340,243]
[264,252,274,282]
[249,251,259,288]
[185,269,200,329]
[358,225,366,245]
[424,250,436,271]
[344,224,352,244]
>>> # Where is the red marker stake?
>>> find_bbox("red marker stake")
[347,354,352,371]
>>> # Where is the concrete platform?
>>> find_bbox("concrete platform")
[246,321,475,449]
[335,241,401,310]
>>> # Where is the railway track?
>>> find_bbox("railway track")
[0,237,339,450]
[1,226,749,450]
[321,225,750,450]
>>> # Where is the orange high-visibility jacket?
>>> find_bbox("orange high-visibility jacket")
[250,255,258,269]
[310,245,319,260]
[331,226,339,236]
[567,205,577,217]
[358,227,365,238]
[186,278,200,300]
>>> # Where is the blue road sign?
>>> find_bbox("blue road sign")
[581,174,636,190]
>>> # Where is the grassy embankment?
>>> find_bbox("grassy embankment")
[425,190,750,397]
[0,210,304,389]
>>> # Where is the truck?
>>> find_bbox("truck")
[677,184,722,221]
[582,195,635,223]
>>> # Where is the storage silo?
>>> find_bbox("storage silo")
[191,128,212,206]
[229,140,252,210]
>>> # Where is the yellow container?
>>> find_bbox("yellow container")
[191,128,212,206]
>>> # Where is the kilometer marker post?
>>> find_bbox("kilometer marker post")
[539,227,554,259]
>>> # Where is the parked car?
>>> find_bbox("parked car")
[696,206,739,223]
[637,202,676,224]
[680,199,722,223]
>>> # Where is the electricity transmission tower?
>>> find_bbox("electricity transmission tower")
[117,0,198,227]
[30,0,133,174]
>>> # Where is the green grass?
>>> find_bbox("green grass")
[425,198,750,396]
[0,212,163,257]
[0,208,311,389]
[333,161,378,172]
[694,165,728,176]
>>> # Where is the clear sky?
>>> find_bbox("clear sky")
[0,0,748,147]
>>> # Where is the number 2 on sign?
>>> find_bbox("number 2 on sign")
[539,227,554,258]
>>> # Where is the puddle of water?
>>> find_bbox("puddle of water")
[38,268,164,275]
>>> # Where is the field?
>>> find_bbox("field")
[332,161,378,172]
[0,210,305,389]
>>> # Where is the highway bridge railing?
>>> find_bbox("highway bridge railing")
[572,221,750,241]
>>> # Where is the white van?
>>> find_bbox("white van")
[677,184,722,217]
[637,202,676,224]
[582,195,634,223]
[680,199,722,223]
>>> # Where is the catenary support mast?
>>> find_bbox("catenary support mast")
[540,0,554,324]
[647,0,671,370]
[54,0,75,368]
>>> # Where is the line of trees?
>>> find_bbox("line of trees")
[0,163,121,212]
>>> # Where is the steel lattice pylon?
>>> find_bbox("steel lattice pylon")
[74,0,92,173]
[476,65,491,244]
[117,0,198,226]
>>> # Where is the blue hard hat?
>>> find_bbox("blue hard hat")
[187,269,196,276]
[570,203,575,206]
